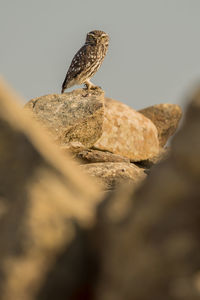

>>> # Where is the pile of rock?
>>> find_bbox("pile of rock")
[1,79,200,300]
[25,88,182,189]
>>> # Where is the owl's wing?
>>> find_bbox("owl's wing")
[61,45,88,92]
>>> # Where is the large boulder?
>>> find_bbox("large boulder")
[139,103,182,147]
[25,92,160,161]
[24,88,104,151]
[94,98,160,161]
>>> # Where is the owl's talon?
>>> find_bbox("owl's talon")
[83,93,89,97]
[83,82,97,90]
[90,85,99,90]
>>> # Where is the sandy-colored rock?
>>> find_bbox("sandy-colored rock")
[81,162,146,190]
[76,149,130,163]
[0,79,101,300]
[94,98,159,161]
[93,89,200,300]
[24,88,104,151]
[139,103,182,147]
[135,147,170,169]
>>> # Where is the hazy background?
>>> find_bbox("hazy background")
[1,0,200,109]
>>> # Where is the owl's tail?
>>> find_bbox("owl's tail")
[61,79,67,93]
[61,87,65,94]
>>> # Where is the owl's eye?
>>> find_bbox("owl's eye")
[101,34,108,41]
[87,34,95,41]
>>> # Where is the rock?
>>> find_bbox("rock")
[76,149,130,163]
[81,162,146,190]
[24,88,104,151]
[94,98,159,161]
[25,92,160,161]
[135,147,170,169]
[0,79,101,300]
[92,89,200,300]
[139,103,182,147]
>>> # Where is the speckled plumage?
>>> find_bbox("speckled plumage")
[61,30,109,93]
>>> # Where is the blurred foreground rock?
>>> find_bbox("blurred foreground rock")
[0,79,194,300]
[0,80,101,300]
[93,89,200,300]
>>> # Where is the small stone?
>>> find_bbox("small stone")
[81,162,146,190]
[76,149,130,163]
[139,103,182,147]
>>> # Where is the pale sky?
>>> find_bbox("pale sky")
[1,0,200,109]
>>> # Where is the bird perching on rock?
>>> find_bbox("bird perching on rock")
[61,30,109,93]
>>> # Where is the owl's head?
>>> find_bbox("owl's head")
[86,30,109,46]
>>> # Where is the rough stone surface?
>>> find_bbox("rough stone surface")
[81,162,146,190]
[93,89,200,300]
[0,80,101,300]
[139,103,182,147]
[94,98,159,161]
[24,88,104,151]
[76,149,130,164]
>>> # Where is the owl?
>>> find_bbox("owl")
[61,30,109,93]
